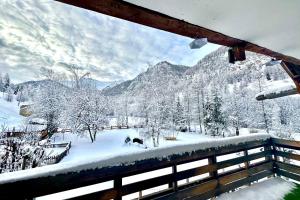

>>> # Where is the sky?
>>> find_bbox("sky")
[0,0,219,84]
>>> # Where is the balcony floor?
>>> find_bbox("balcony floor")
[217,177,295,200]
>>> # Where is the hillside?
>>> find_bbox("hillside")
[101,47,300,134]
[0,94,24,131]
[102,61,189,96]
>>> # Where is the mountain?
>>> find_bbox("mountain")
[103,47,289,97]
[62,78,118,90]
[102,61,189,96]
[16,80,67,90]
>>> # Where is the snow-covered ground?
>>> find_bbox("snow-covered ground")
[0,94,25,130]
[51,129,268,165]
[218,177,295,200]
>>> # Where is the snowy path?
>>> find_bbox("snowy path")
[218,177,295,200]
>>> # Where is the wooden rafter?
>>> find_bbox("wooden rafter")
[281,61,300,93]
[55,0,300,65]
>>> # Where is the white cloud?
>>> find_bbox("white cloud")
[0,0,219,83]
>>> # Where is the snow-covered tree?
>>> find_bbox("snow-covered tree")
[204,89,227,136]
[3,73,10,92]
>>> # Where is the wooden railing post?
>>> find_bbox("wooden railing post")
[208,155,218,198]
[169,164,178,192]
[114,177,122,200]
[243,149,251,185]
[271,138,279,177]
[264,141,272,162]
[264,139,273,178]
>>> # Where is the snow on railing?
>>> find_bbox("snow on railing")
[0,133,270,184]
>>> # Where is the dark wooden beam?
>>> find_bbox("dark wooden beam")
[55,0,300,65]
[281,61,300,93]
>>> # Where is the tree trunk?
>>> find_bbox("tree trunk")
[87,125,94,143]
[197,91,203,134]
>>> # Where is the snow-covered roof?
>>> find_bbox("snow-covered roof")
[256,79,298,100]
[124,0,300,62]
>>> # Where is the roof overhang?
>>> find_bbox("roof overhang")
[56,0,300,65]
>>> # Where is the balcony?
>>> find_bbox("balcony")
[0,135,299,200]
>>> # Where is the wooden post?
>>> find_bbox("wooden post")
[264,141,273,178]
[169,165,178,192]
[114,178,122,200]
[264,144,272,162]
[243,150,251,185]
[271,139,279,177]
[208,155,218,198]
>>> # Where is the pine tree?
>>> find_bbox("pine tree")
[204,90,226,136]
[0,73,4,93]
[3,73,10,92]
[173,96,185,129]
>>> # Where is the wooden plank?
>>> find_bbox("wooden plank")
[122,173,173,195]
[154,161,272,200]
[217,150,272,170]
[281,62,300,93]
[272,138,300,150]
[274,150,300,161]
[275,161,300,175]
[276,169,300,182]
[176,164,216,181]
[219,161,272,185]
[155,180,218,200]
[68,188,117,200]
[192,170,273,200]
[55,0,300,65]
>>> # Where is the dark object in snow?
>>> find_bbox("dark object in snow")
[179,127,188,132]
[236,127,239,136]
[124,136,131,144]
[133,138,143,145]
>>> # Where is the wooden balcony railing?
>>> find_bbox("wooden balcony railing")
[0,137,299,200]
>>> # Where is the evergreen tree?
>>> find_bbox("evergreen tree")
[3,73,10,92]
[0,73,4,92]
[173,96,185,128]
[204,90,226,136]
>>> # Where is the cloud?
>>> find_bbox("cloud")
[0,0,219,83]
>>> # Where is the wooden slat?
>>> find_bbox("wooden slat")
[193,170,273,200]
[122,173,173,195]
[275,161,300,175]
[68,188,117,200]
[176,164,216,181]
[156,180,218,200]
[219,161,272,185]
[272,138,300,150]
[160,169,273,200]
[276,169,300,182]
[217,150,272,170]
[274,150,300,161]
